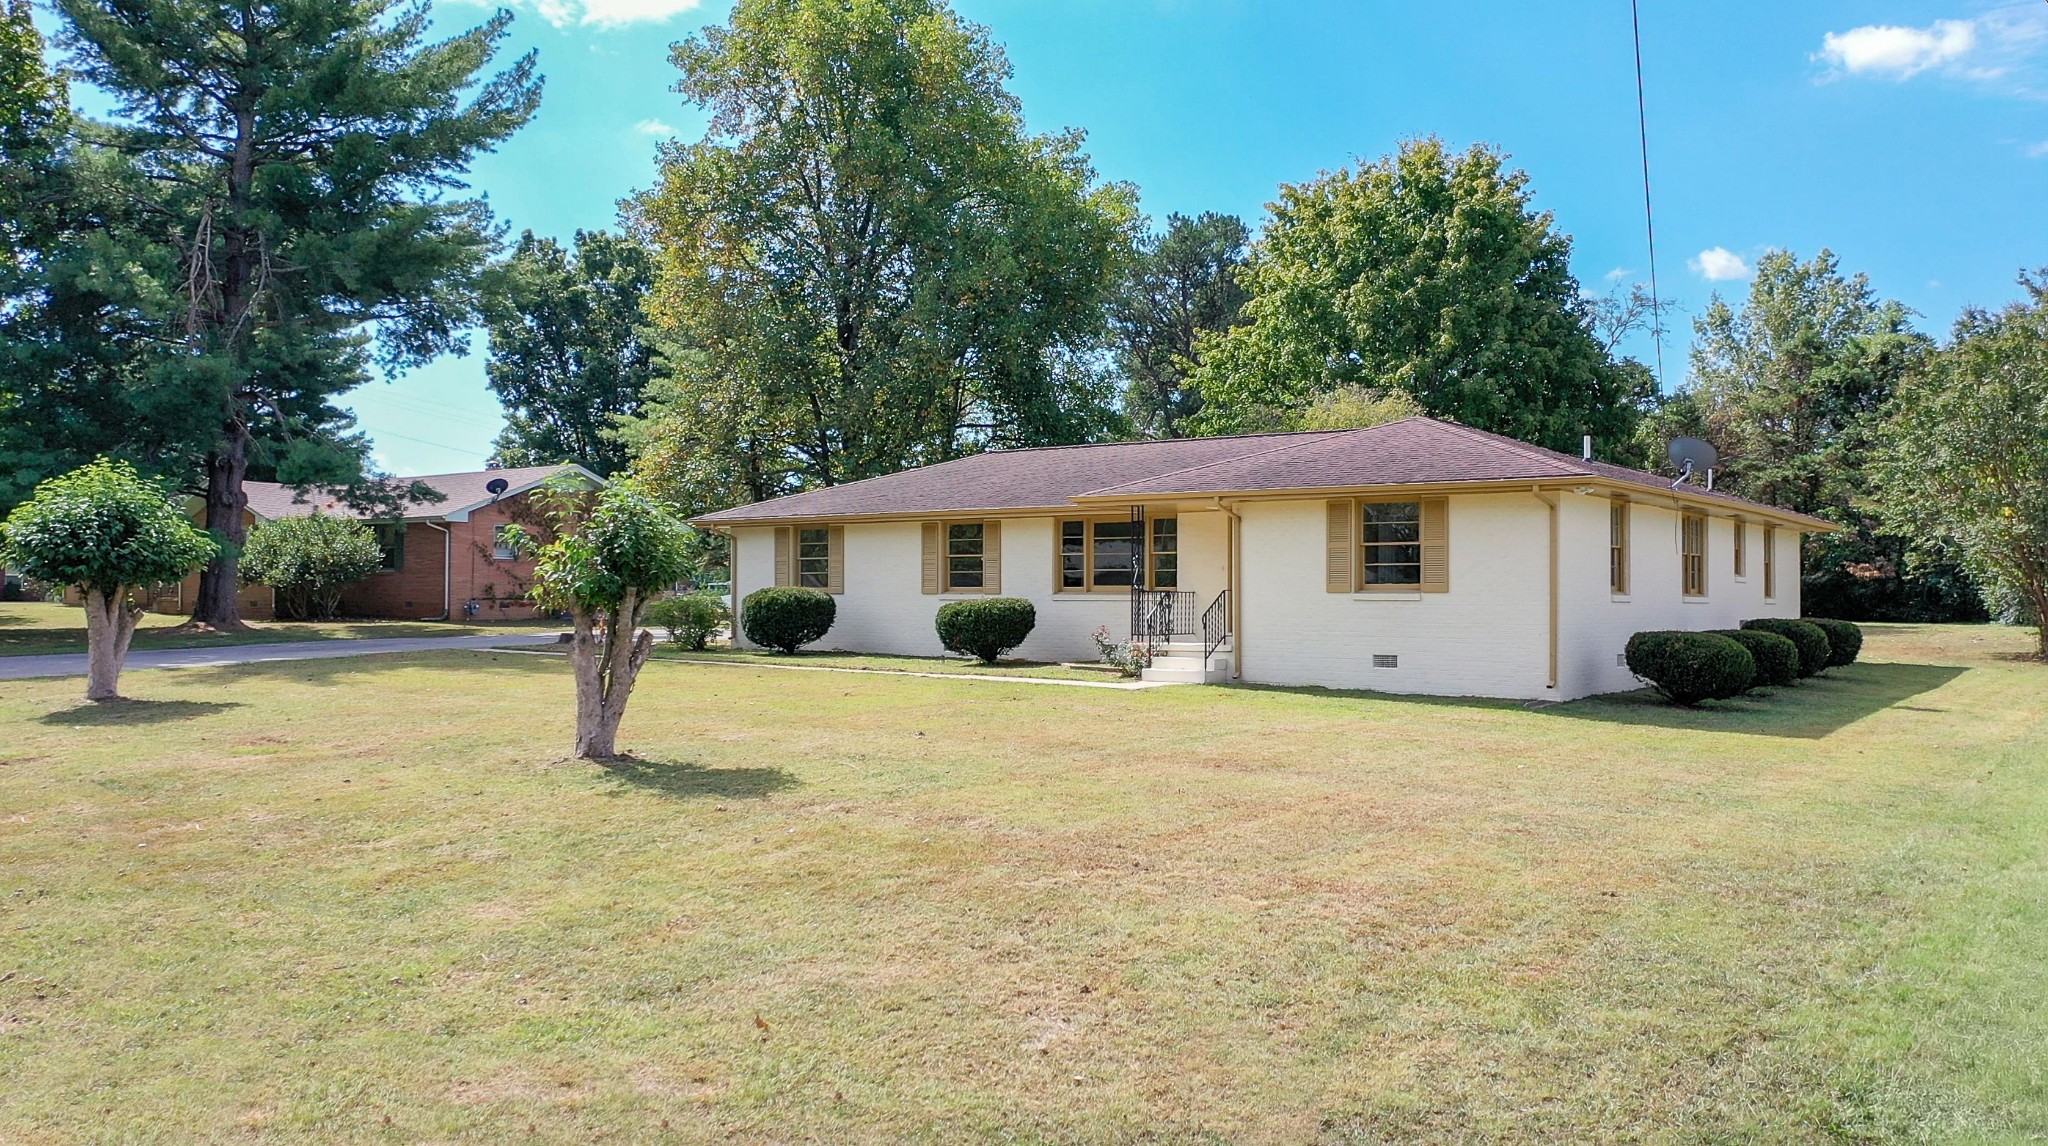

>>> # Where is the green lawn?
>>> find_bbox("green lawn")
[1,623,2043,1142]
[0,600,563,657]
[647,644,1129,682]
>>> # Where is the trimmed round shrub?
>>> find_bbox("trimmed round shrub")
[1711,629,1800,689]
[740,587,835,653]
[1625,631,1756,706]
[1742,618,1832,677]
[935,597,1037,664]
[645,593,730,650]
[1805,617,1863,667]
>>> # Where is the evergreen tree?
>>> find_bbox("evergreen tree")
[1189,138,1645,453]
[483,229,656,477]
[52,0,541,627]
[1113,212,1249,438]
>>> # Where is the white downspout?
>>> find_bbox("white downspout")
[1530,488,1559,692]
[422,520,451,621]
[1213,498,1243,680]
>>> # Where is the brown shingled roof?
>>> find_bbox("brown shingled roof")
[692,417,1836,530]
[243,465,596,522]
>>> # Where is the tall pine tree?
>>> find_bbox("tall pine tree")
[54,0,541,627]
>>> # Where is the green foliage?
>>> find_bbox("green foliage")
[1187,138,1646,453]
[238,514,384,621]
[740,587,836,654]
[934,597,1037,663]
[1,0,64,209]
[1286,386,1427,433]
[1805,618,1863,667]
[1113,212,1250,438]
[1710,629,1801,689]
[521,478,694,617]
[1874,271,2048,658]
[1741,619,1833,678]
[646,593,731,651]
[630,0,1137,512]
[1624,630,1756,706]
[0,458,216,594]
[44,0,540,620]
[483,230,655,477]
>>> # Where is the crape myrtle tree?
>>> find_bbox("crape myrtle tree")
[1,459,216,700]
[1875,271,2048,658]
[517,477,694,760]
[629,0,1137,509]
[239,512,384,620]
[53,0,542,628]
[1189,138,1650,453]
[483,229,656,477]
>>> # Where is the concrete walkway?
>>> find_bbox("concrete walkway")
[0,632,566,681]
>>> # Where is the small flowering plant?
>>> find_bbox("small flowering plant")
[1090,625,1154,678]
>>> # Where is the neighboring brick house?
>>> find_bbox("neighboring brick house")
[150,465,603,621]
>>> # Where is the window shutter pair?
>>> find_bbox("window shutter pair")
[1323,497,1448,592]
[919,520,1000,594]
[772,525,844,593]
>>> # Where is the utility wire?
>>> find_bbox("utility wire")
[1630,0,1666,391]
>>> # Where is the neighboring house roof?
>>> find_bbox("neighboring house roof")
[693,417,1837,530]
[241,464,603,524]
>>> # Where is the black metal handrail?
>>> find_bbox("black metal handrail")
[1130,589,1195,645]
[1202,590,1230,661]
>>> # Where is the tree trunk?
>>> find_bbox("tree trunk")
[191,420,252,630]
[571,594,656,760]
[83,586,142,702]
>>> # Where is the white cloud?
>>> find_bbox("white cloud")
[1603,266,1630,284]
[2026,140,2048,158]
[1817,19,1977,78]
[458,0,701,29]
[1689,247,1752,282]
[634,118,676,136]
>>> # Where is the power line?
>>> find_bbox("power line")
[1631,0,1667,391]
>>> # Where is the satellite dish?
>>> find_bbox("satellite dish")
[485,477,510,499]
[1667,437,1718,489]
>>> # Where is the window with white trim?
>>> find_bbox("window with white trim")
[1360,501,1422,587]
[946,523,985,589]
[796,528,831,588]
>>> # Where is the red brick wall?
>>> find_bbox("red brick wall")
[444,498,546,621]
[339,521,452,620]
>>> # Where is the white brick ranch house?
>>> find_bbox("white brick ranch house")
[692,417,1836,701]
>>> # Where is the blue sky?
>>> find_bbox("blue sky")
[52,0,2048,474]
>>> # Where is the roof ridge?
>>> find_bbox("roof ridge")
[1426,419,1593,476]
[1078,423,1390,497]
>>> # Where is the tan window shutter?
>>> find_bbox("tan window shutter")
[920,523,941,594]
[983,520,1001,594]
[1420,497,1449,592]
[826,526,845,594]
[1325,499,1355,593]
[773,527,792,587]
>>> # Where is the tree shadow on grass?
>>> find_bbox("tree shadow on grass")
[593,754,801,801]
[36,698,245,726]
[1542,661,1968,740]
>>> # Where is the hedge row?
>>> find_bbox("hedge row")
[1626,618,1863,707]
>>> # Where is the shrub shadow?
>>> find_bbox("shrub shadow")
[594,754,801,800]
[1543,662,1968,740]
[36,698,245,726]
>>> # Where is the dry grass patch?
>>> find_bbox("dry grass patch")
[0,600,561,657]
[0,625,2043,1142]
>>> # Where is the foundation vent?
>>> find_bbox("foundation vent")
[1372,654,1398,669]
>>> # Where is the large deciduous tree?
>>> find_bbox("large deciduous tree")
[1188,138,1645,453]
[1875,271,2048,656]
[1112,212,1249,438]
[1,459,216,700]
[483,229,655,477]
[1683,249,1976,621]
[518,478,694,760]
[630,0,1136,506]
[53,0,541,629]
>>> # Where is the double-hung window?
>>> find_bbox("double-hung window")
[1681,512,1708,597]
[1609,499,1630,595]
[796,528,831,588]
[373,523,405,572]
[492,524,520,562]
[947,523,985,590]
[1733,518,1747,578]
[1763,525,1777,599]
[1058,517,1174,591]
[1359,501,1423,587]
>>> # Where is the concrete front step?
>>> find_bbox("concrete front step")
[1141,650,1234,685]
